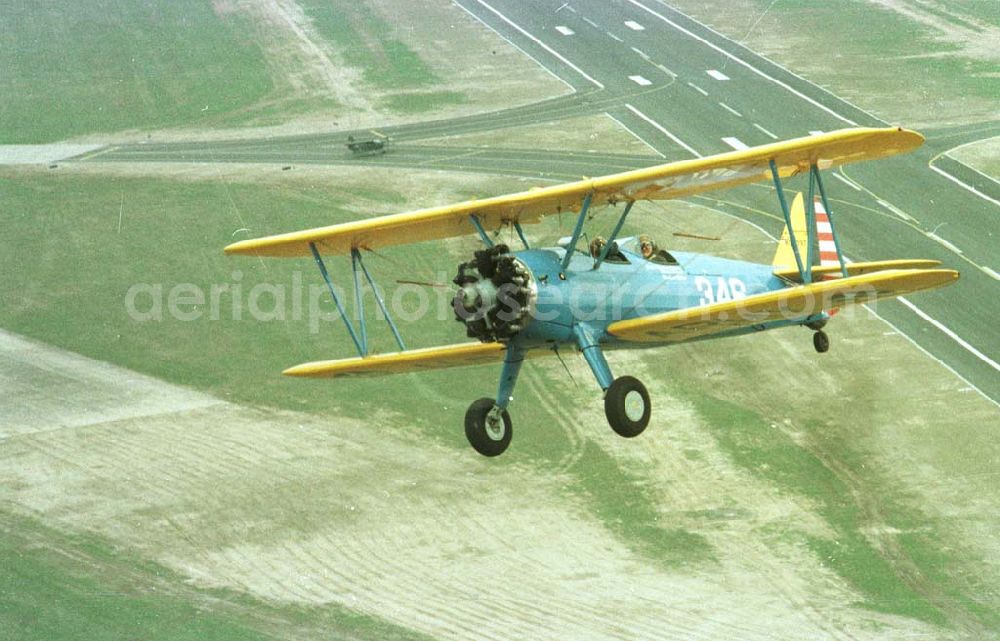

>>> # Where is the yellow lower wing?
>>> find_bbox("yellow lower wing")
[608,269,958,343]
[284,341,524,379]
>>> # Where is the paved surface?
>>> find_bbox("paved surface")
[77,0,1000,403]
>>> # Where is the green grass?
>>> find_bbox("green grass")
[298,0,438,90]
[0,0,273,143]
[0,168,711,577]
[0,508,435,641]
[0,510,271,641]
[673,381,995,627]
[568,442,714,568]
[382,91,467,114]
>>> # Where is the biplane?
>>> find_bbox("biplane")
[225,127,958,457]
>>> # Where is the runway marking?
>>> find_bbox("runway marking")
[925,231,963,254]
[897,297,1000,374]
[624,20,645,30]
[722,136,749,150]
[625,103,701,157]
[981,266,1000,281]
[655,63,676,77]
[706,69,729,81]
[753,123,778,140]
[583,16,600,28]
[629,75,652,86]
[832,171,862,191]
[686,81,708,96]
[929,163,1000,208]
[555,25,574,35]
[604,112,666,158]
[719,102,742,118]
[631,46,649,59]
[470,0,605,89]
[809,130,825,136]
[606,31,623,42]
[876,199,915,222]
[454,3,576,90]
[626,0,860,126]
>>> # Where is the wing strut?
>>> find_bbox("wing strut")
[812,165,850,278]
[310,242,365,356]
[769,160,850,282]
[354,248,407,351]
[309,242,407,357]
[594,200,635,269]
[561,193,594,272]
[769,159,807,279]
[469,214,494,247]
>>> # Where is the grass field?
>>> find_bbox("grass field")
[1,162,997,638]
[662,0,1000,128]
[0,0,272,143]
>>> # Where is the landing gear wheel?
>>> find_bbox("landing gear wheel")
[813,330,830,354]
[604,376,651,438]
[465,398,512,457]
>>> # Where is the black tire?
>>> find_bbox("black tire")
[465,398,512,457]
[604,376,651,438]
[813,330,830,354]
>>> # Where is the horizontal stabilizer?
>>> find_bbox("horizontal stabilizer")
[284,341,530,379]
[607,268,958,343]
[773,259,942,282]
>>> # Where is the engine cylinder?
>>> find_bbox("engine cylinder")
[452,245,536,342]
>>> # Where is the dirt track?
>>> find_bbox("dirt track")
[0,328,957,640]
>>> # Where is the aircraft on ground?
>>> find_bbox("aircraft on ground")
[225,128,958,456]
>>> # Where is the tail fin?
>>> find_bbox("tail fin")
[772,192,808,270]
[772,193,842,277]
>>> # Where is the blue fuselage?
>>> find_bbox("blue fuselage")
[512,239,807,349]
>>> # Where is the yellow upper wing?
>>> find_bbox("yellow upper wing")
[607,268,958,343]
[225,127,923,257]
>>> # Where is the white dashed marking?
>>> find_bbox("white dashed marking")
[722,136,749,150]
[753,123,778,140]
[630,46,649,59]
[606,31,623,42]
[686,81,708,96]
[719,102,742,118]
[555,25,574,35]
[624,20,645,30]
[655,63,676,77]
[706,69,729,80]
[832,172,862,191]
[926,232,963,254]
[876,199,915,222]
[629,75,652,86]
[809,130,825,136]
[625,103,701,157]
[583,17,599,28]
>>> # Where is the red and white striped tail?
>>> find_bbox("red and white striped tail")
[814,198,842,280]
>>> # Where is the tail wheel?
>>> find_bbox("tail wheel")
[465,398,512,457]
[813,330,830,353]
[604,376,651,438]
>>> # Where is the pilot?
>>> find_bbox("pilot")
[638,234,657,259]
[589,235,607,259]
